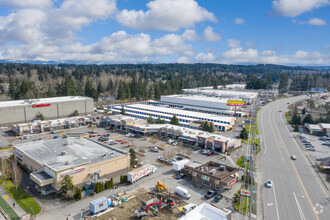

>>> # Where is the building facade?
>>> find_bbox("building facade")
[0,96,93,126]
[14,137,130,195]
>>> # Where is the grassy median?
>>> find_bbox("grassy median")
[285,112,291,123]
[0,180,41,215]
[0,195,19,219]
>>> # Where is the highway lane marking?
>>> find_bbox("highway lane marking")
[293,192,306,220]
[273,108,320,220]
[267,108,284,161]
[272,181,280,220]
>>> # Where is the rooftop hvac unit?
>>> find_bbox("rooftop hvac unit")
[210,169,216,174]
[102,153,107,157]
[219,165,225,171]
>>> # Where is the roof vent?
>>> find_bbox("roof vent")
[102,153,107,157]
[219,165,225,171]
[210,169,216,174]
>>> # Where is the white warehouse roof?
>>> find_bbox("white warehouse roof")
[178,203,231,220]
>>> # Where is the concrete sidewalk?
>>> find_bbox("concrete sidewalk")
[0,185,26,217]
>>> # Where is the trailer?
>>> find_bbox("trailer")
[127,164,157,183]
[89,197,112,215]
[173,159,190,172]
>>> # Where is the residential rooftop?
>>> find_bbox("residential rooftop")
[195,161,238,180]
[14,137,128,172]
[0,96,92,108]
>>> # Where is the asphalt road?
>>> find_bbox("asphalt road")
[258,96,329,220]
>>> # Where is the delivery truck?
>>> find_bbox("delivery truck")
[127,164,157,183]
[89,197,112,215]
[173,159,190,172]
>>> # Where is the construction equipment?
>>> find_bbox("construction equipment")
[135,195,175,218]
[156,180,167,191]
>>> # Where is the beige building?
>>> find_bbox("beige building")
[14,137,130,195]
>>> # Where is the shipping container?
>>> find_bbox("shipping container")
[89,197,111,215]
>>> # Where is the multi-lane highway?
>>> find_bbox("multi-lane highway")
[258,96,329,220]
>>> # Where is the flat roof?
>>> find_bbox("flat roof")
[195,161,238,180]
[15,137,128,172]
[183,88,258,98]
[161,94,231,103]
[178,203,229,220]
[0,96,92,108]
[320,123,330,129]
[123,103,235,123]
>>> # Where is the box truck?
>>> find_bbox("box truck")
[173,159,190,172]
[127,164,157,183]
[89,197,112,215]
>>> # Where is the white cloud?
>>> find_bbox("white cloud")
[246,41,256,47]
[182,29,198,41]
[203,26,221,42]
[308,17,327,25]
[234,18,245,24]
[293,50,322,59]
[152,34,194,56]
[221,47,259,63]
[0,0,52,8]
[227,39,240,48]
[272,0,329,17]
[195,52,216,63]
[176,56,191,63]
[115,0,216,31]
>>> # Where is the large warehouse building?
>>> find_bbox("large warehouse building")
[14,137,130,195]
[111,103,236,131]
[0,96,94,125]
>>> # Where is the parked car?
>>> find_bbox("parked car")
[291,155,297,160]
[176,173,186,179]
[266,180,273,188]
[204,190,217,199]
[50,130,57,134]
[23,135,29,139]
[121,140,128,144]
[167,139,174,144]
[130,134,137,137]
[97,134,103,136]
[202,149,210,155]
[157,156,164,162]
[125,133,131,137]
[89,134,96,138]
[182,203,197,214]
[322,141,330,146]
[109,141,117,145]
[306,147,315,151]
[207,151,214,156]
[106,126,112,130]
[176,156,184,161]
[172,141,178,146]
[150,147,159,152]
[103,134,110,137]
[53,135,59,139]
[115,139,122,142]
[319,136,329,141]
[214,194,223,202]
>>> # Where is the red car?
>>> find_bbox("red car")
[121,140,128,144]
[98,134,103,136]
[89,134,96,137]
[207,151,214,156]
[106,126,112,130]
[115,139,122,142]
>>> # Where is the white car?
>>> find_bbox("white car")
[266,180,273,188]
[125,133,131,137]
[23,135,29,139]
[322,141,330,146]
[167,139,174,144]
[291,155,297,160]
[172,141,178,146]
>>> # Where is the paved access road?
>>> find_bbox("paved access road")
[258,96,329,220]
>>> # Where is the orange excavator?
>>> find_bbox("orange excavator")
[156,180,167,191]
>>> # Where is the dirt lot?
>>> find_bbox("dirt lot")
[96,188,187,220]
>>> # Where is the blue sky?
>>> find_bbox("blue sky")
[0,0,329,65]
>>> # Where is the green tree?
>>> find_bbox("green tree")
[202,121,209,132]
[321,128,327,136]
[129,148,137,167]
[209,122,215,133]
[156,116,161,124]
[121,106,125,115]
[73,110,79,116]
[36,112,45,121]
[302,107,306,115]
[291,114,301,125]
[303,114,314,124]
[279,73,288,93]
[239,128,248,140]
[60,175,74,196]
[170,114,179,125]
[294,124,299,132]
[147,116,154,124]
[97,82,105,94]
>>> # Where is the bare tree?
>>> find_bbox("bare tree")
[162,149,176,161]
[185,148,193,157]
[12,160,22,191]
[1,158,12,180]
[149,135,159,147]
[129,138,137,150]
[175,142,184,155]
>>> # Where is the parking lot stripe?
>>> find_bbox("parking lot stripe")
[159,144,170,149]
[112,135,123,139]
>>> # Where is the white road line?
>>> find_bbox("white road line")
[293,192,306,220]
[272,181,280,220]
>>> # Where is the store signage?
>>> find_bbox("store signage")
[311,88,324,93]
[229,179,236,185]
[241,189,250,196]
[227,100,245,106]
[32,103,51,108]
[61,168,85,178]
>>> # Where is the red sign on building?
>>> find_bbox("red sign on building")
[32,103,51,108]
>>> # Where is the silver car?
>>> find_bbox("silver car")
[266,180,273,188]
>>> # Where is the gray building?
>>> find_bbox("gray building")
[0,96,93,125]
